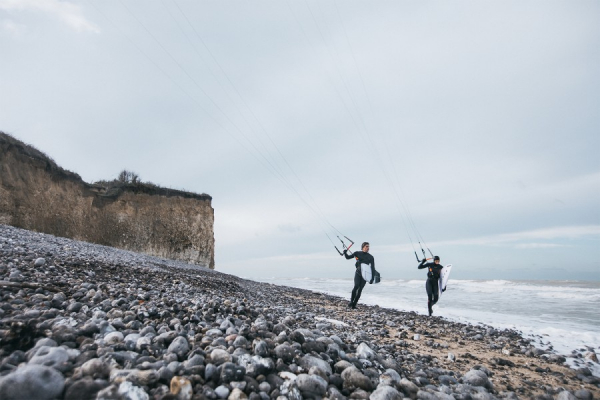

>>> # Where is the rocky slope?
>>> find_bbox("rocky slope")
[0,225,598,400]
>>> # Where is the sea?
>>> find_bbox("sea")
[252,277,600,376]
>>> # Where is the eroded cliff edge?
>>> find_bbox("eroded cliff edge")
[0,132,215,268]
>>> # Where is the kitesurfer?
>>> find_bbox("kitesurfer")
[418,255,444,316]
[343,242,375,309]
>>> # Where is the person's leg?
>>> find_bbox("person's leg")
[431,280,439,306]
[425,279,434,316]
[353,278,367,307]
[350,270,361,306]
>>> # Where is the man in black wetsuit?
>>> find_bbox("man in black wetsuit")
[343,242,375,309]
[418,255,444,316]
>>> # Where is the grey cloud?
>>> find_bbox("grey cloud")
[1,0,598,280]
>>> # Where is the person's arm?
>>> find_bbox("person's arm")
[369,257,375,284]
[417,259,429,269]
[343,249,355,260]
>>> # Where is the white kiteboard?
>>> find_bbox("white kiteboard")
[438,264,452,297]
[360,264,372,281]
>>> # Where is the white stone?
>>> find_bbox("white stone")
[279,371,298,380]
[118,381,149,400]
[104,331,124,345]
[356,342,376,360]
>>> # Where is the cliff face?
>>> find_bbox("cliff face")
[0,132,215,268]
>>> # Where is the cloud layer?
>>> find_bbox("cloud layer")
[0,0,99,32]
[1,1,598,280]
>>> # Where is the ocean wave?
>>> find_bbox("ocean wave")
[449,280,600,297]
[535,291,600,301]
[485,279,513,285]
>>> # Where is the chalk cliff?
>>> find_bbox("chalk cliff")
[0,132,214,268]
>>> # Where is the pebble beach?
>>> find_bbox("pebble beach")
[0,224,598,400]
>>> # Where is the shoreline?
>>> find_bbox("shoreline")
[1,224,598,399]
[249,276,600,376]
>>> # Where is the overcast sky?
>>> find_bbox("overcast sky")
[1,0,599,281]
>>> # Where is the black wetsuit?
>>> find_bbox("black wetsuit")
[344,251,375,307]
[418,260,444,310]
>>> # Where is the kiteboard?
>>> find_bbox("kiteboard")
[360,264,372,281]
[438,264,452,297]
[361,264,381,284]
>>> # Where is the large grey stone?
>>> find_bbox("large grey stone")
[340,366,373,391]
[355,342,376,361]
[308,366,329,383]
[96,384,120,400]
[215,385,231,399]
[437,375,458,386]
[415,390,436,400]
[118,380,149,400]
[81,358,110,378]
[0,365,64,400]
[211,349,233,365]
[104,331,125,345]
[155,331,178,345]
[66,302,83,312]
[253,340,269,357]
[574,389,593,400]
[291,328,315,342]
[298,355,332,375]
[64,378,108,400]
[379,368,401,387]
[431,391,454,400]
[206,328,223,337]
[295,373,327,397]
[398,378,419,398]
[167,336,189,359]
[349,388,369,399]
[29,346,70,371]
[124,333,140,350]
[52,324,77,343]
[220,319,234,331]
[258,382,271,393]
[371,385,403,400]
[279,379,302,400]
[463,369,492,389]
[556,391,577,400]
[184,354,205,369]
[136,336,152,352]
[334,360,353,373]
[33,338,58,349]
[220,362,247,383]
[252,318,269,331]
[274,344,295,363]
[233,336,248,348]
[327,385,346,400]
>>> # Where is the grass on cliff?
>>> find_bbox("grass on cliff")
[0,131,211,201]
[94,170,211,200]
[0,131,82,181]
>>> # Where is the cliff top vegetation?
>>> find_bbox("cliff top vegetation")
[0,131,211,201]
[0,131,82,182]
